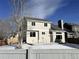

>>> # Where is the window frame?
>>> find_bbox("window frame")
[30,32,36,37]
[44,23,47,27]
[32,22,35,26]
[42,32,45,35]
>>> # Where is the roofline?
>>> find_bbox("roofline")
[50,29,66,32]
[23,16,52,23]
[65,23,79,26]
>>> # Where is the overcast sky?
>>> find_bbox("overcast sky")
[0,0,79,24]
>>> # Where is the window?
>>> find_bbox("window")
[44,23,47,27]
[56,35,62,39]
[30,32,36,37]
[42,32,45,35]
[32,22,35,26]
[55,35,62,43]
[49,31,52,34]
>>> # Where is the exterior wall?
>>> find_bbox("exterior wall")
[62,32,65,43]
[27,20,51,30]
[67,32,74,38]
[71,25,79,38]
[26,30,50,44]
[52,31,56,43]
[26,20,51,44]
[38,30,50,44]
[72,26,79,32]
[26,31,38,44]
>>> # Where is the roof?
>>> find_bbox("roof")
[22,16,51,23]
[51,24,62,30]
[64,28,74,32]
[65,23,79,26]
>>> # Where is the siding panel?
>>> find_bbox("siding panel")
[0,49,26,59]
[29,49,79,59]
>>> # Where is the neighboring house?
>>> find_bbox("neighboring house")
[64,23,79,38]
[21,17,65,44]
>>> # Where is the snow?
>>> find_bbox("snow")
[64,43,79,49]
[30,43,76,49]
[0,43,79,50]
[21,44,31,49]
[21,43,77,49]
[0,45,16,50]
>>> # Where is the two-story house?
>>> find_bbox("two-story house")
[21,17,52,44]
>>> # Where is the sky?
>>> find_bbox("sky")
[0,0,79,24]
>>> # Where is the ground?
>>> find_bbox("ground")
[21,43,79,49]
[0,43,79,49]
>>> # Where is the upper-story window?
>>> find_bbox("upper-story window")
[49,31,52,34]
[32,22,35,26]
[44,23,47,27]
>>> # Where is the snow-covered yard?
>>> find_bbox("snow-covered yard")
[21,43,79,49]
[0,43,79,49]
[0,45,16,50]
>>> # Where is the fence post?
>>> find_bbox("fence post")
[28,47,32,59]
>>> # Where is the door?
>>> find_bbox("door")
[55,35,62,43]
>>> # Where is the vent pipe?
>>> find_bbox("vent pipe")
[61,20,64,30]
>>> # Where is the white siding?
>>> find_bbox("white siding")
[72,26,79,32]
[27,21,51,30]
[39,30,50,44]
[26,20,51,44]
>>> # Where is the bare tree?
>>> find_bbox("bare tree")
[0,20,13,39]
[9,0,25,23]
[9,0,26,46]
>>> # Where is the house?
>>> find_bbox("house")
[20,17,65,44]
[21,17,52,44]
[64,23,79,38]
